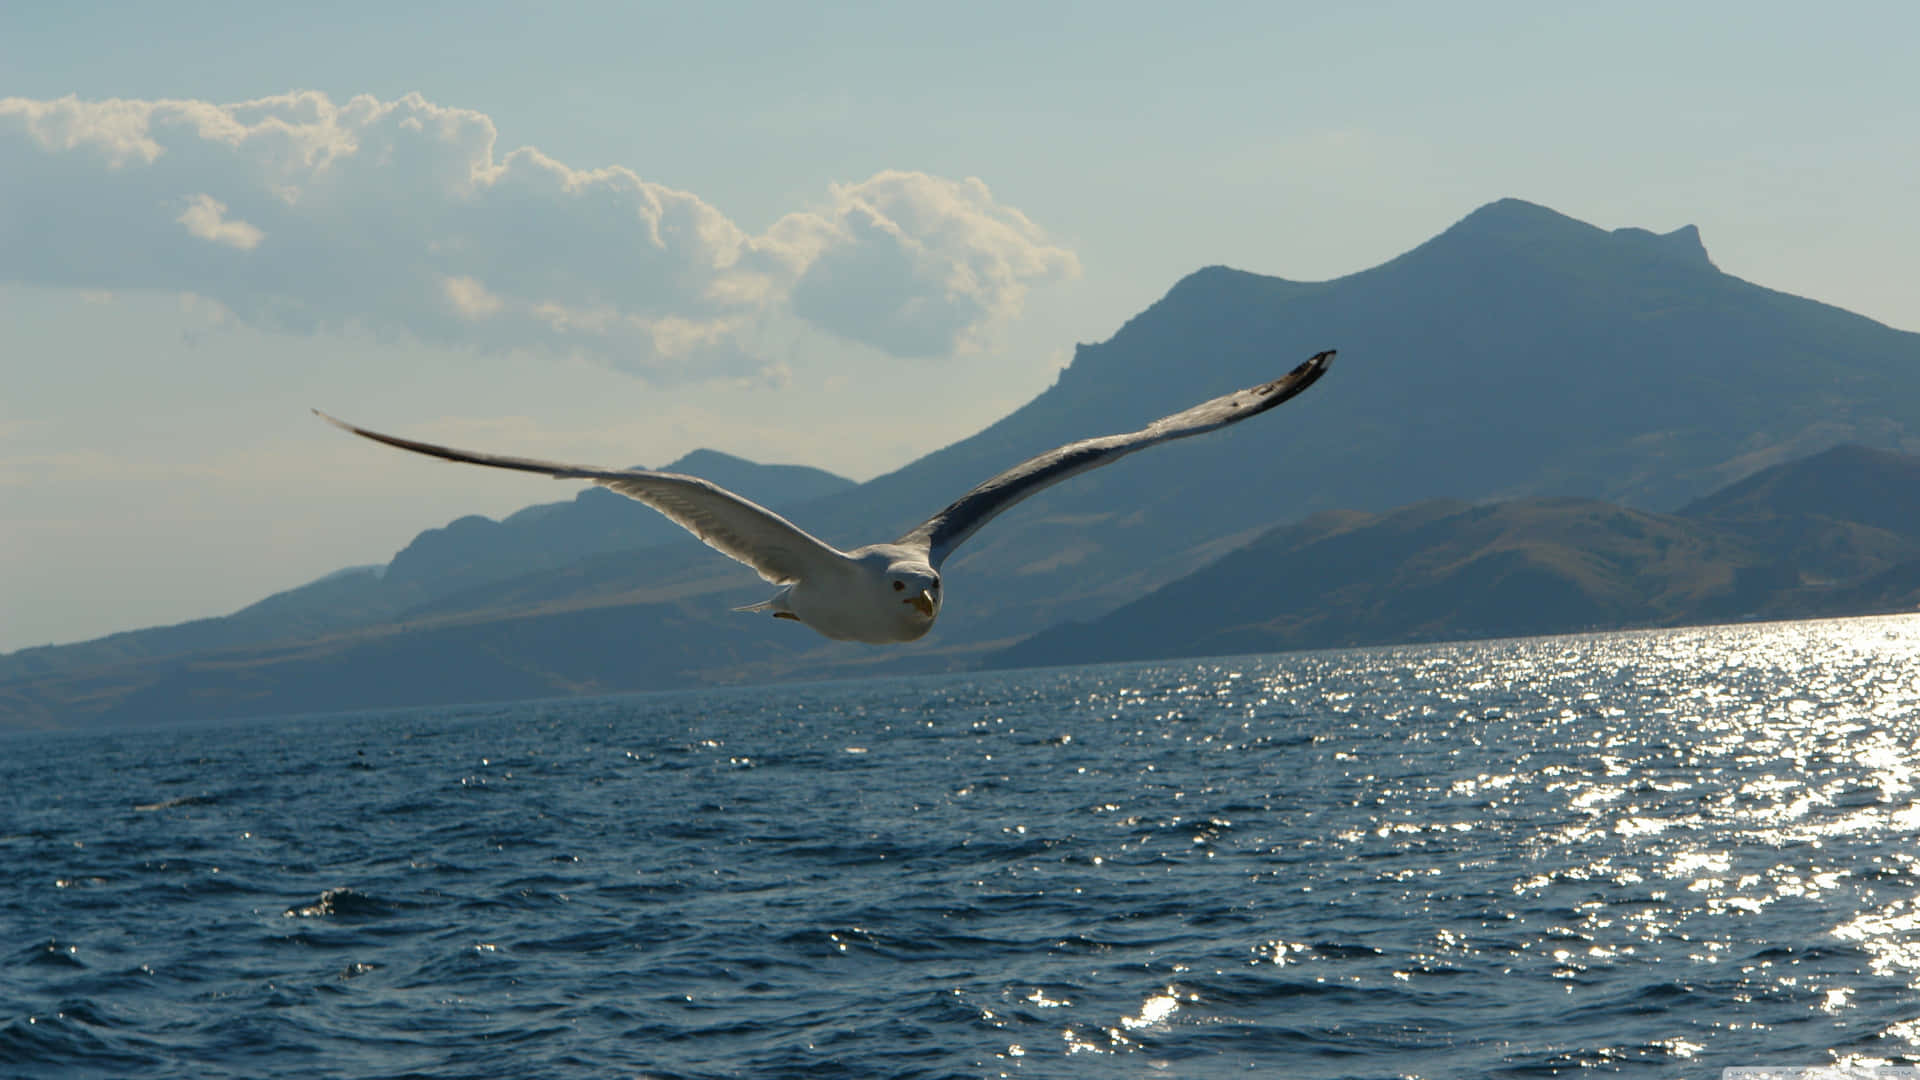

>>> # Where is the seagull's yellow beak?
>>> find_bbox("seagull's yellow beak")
[911,590,936,618]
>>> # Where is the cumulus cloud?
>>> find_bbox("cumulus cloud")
[783,172,1078,357]
[0,92,1078,378]
[177,193,264,250]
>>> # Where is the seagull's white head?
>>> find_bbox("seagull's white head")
[887,562,942,633]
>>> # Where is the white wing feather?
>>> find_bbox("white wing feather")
[898,350,1335,567]
[312,411,844,585]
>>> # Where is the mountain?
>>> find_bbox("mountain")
[1678,444,1920,581]
[1676,443,1920,615]
[739,197,1920,645]
[995,447,1920,669]
[8,198,1920,728]
[995,498,1757,667]
[0,452,854,687]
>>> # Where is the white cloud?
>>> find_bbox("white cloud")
[783,172,1080,357]
[177,193,264,250]
[0,92,1078,379]
[440,274,503,320]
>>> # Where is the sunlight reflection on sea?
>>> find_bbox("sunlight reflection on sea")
[4,615,1920,1077]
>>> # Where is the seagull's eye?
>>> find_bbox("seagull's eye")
[893,581,905,592]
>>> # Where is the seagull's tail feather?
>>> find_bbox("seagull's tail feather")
[734,586,797,619]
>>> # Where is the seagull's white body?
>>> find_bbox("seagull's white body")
[750,543,940,644]
[318,349,1335,644]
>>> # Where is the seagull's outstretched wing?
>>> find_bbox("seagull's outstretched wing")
[313,411,844,585]
[897,349,1336,568]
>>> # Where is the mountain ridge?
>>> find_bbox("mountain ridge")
[995,445,1920,669]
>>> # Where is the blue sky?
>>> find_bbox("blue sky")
[3,1,1917,653]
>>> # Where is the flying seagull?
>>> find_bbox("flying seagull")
[316,348,1334,644]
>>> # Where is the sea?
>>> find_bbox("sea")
[5,615,1920,1080]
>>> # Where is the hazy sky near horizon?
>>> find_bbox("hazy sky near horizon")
[3,1,1917,654]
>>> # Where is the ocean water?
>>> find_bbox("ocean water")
[5,616,1920,1079]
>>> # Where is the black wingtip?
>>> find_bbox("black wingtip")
[313,408,347,429]
[1282,349,1336,381]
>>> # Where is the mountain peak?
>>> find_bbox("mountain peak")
[1433,198,1714,270]
[1610,222,1714,269]
[662,447,758,474]
[1455,197,1586,231]
[1680,443,1920,536]
[1157,263,1305,306]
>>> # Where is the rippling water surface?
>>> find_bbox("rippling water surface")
[6,615,1920,1078]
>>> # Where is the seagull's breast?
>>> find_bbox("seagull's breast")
[784,556,937,644]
